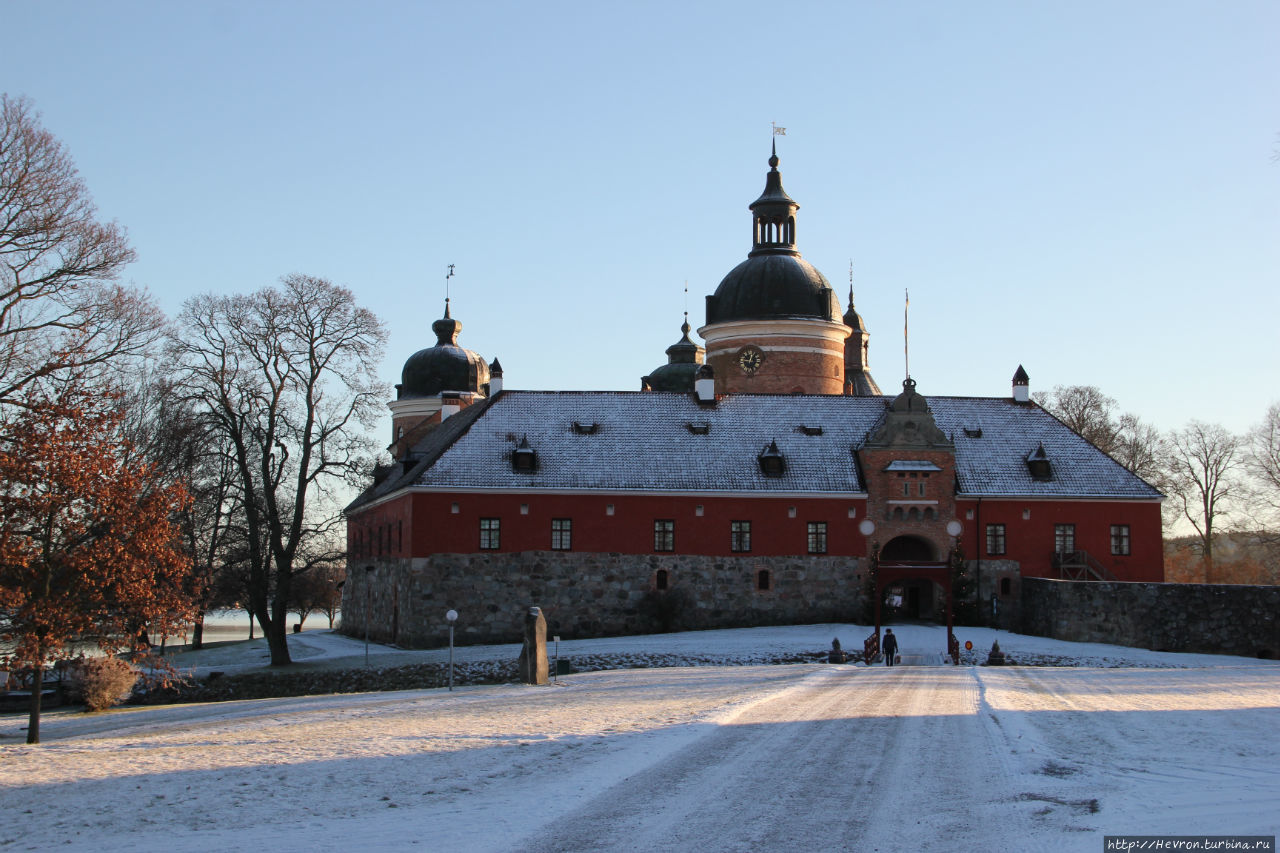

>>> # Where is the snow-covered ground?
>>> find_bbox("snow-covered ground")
[1,624,1277,852]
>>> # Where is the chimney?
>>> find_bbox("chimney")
[1012,365,1030,403]
[694,363,716,404]
[488,357,503,395]
[441,391,462,421]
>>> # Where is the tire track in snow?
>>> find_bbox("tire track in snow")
[519,666,1052,852]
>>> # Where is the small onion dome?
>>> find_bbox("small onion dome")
[398,299,491,399]
[641,318,705,392]
[843,287,868,332]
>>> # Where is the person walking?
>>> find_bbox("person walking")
[882,629,898,667]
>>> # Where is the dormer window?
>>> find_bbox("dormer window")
[572,421,599,435]
[685,422,711,435]
[758,440,786,477]
[1026,443,1053,481]
[512,435,538,473]
[799,425,823,436]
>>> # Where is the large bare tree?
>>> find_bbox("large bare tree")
[0,94,163,413]
[1034,384,1163,481]
[169,274,388,665]
[1162,421,1243,577]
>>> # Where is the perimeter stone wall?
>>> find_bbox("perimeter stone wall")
[342,551,867,648]
[1020,577,1280,659]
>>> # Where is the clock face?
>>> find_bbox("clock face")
[737,347,764,374]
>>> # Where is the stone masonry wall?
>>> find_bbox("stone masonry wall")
[1021,577,1280,659]
[342,551,867,648]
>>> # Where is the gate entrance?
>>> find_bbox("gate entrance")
[866,535,959,665]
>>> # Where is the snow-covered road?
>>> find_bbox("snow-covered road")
[1,626,1277,852]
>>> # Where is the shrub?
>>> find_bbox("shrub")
[74,656,139,712]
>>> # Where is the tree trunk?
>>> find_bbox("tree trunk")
[26,664,42,745]
[264,600,292,666]
[191,612,205,651]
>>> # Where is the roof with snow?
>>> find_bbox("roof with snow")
[349,391,1162,509]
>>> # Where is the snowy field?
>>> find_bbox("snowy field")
[1,624,1277,852]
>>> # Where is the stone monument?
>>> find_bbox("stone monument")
[518,606,549,685]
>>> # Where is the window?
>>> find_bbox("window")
[551,518,572,551]
[1111,524,1131,556]
[479,518,500,550]
[1054,524,1075,554]
[807,522,828,554]
[731,521,752,553]
[986,524,1006,556]
[1000,577,1011,596]
[655,569,669,591]
[756,569,771,591]
[918,482,926,497]
[654,519,674,552]
[902,482,910,497]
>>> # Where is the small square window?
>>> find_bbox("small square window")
[654,519,674,552]
[479,518,500,550]
[1110,524,1131,556]
[731,521,752,553]
[807,522,828,554]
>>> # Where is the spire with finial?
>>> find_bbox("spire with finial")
[749,141,799,256]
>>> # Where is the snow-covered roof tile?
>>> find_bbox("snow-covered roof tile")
[383,391,1160,501]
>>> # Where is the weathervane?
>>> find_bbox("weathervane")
[445,264,455,306]
[771,121,787,137]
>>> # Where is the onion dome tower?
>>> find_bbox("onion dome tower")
[843,285,882,396]
[640,314,705,392]
[387,299,491,458]
[698,143,849,394]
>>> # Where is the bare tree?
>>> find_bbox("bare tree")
[1162,421,1244,577]
[1034,385,1120,449]
[0,94,163,413]
[1244,402,1280,552]
[168,274,388,665]
[1035,384,1162,481]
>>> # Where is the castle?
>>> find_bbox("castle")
[342,145,1163,647]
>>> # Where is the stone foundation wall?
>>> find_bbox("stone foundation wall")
[342,551,867,648]
[1021,577,1280,658]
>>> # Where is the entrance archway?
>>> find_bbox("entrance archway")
[881,535,936,562]
[869,538,959,664]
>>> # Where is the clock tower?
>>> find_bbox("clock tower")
[699,144,851,395]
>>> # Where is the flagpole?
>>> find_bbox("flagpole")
[904,288,910,381]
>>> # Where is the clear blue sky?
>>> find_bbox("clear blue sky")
[4,1,1276,434]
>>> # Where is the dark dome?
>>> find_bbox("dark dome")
[705,254,839,324]
[641,319,705,392]
[398,302,490,399]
